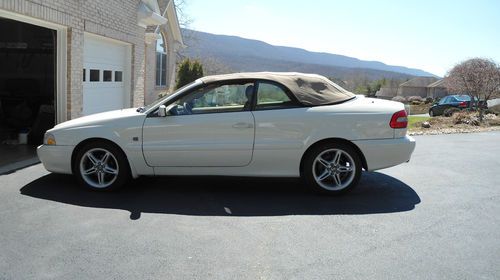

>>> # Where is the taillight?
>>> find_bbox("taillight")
[390,110,408,129]
[459,101,467,108]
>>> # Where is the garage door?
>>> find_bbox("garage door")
[83,34,130,115]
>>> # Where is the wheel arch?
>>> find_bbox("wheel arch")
[300,138,368,175]
[71,137,137,178]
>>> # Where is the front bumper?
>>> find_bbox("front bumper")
[37,145,74,174]
[353,135,416,171]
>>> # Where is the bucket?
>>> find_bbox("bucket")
[18,128,30,144]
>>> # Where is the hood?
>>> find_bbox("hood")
[53,108,144,130]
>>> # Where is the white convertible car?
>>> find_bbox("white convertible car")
[38,72,415,194]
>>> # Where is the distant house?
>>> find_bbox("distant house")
[375,86,399,99]
[376,76,449,100]
[397,77,439,98]
[426,79,448,98]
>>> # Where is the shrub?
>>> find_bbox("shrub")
[444,107,461,117]
[176,59,204,90]
[407,96,424,102]
[425,97,434,104]
[452,111,480,126]
[392,96,406,103]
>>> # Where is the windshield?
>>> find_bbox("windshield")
[138,80,203,113]
[454,95,471,101]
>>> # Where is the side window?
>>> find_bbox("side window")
[169,82,254,115]
[255,82,299,110]
[439,97,448,105]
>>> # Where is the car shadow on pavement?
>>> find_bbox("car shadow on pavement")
[20,172,420,220]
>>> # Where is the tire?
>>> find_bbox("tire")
[429,109,434,117]
[74,141,130,191]
[302,142,362,195]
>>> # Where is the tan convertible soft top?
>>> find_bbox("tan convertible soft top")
[199,72,355,106]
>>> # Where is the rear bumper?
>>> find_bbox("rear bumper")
[353,135,416,171]
[37,144,74,174]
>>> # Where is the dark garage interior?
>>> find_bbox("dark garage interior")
[0,18,56,168]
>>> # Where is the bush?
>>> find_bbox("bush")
[392,96,406,103]
[425,97,434,104]
[444,107,461,117]
[452,111,480,126]
[407,96,424,102]
[176,59,204,90]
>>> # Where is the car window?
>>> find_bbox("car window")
[255,82,300,110]
[168,82,254,115]
[438,97,448,105]
[455,95,470,101]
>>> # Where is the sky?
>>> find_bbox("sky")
[183,0,500,77]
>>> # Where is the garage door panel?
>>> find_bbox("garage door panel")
[83,34,130,116]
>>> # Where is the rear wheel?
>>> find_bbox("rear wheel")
[74,141,130,191]
[302,142,362,195]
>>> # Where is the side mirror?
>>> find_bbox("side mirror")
[158,105,167,117]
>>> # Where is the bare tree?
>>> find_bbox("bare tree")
[174,0,192,29]
[445,58,500,121]
[200,57,233,75]
[174,0,198,62]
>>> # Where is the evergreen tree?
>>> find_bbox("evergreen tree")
[175,58,204,89]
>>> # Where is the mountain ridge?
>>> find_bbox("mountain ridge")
[181,29,437,79]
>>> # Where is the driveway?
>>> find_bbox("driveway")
[1,132,499,279]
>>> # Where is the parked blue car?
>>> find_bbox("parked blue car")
[429,95,486,116]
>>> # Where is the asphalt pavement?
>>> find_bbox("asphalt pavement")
[1,131,499,279]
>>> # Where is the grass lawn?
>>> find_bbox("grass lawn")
[408,115,431,128]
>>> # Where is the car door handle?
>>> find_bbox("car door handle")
[232,122,254,129]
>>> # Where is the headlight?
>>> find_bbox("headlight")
[44,133,56,145]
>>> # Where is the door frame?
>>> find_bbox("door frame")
[0,9,68,123]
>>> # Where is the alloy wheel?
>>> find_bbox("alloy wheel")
[312,148,356,191]
[79,148,119,189]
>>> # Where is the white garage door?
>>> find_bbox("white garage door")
[83,33,130,115]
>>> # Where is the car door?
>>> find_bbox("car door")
[142,81,255,167]
[435,96,449,115]
[250,81,309,173]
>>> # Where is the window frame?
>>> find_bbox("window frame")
[152,79,256,117]
[253,80,302,111]
[155,33,168,87]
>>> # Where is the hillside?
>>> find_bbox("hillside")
[180,29,437,82]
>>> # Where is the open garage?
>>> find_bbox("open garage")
[0,18,57,167]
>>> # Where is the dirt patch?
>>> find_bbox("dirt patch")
[408,112,500,135]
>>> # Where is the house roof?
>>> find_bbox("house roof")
[427,79,447,88]
[400,77,439,87]
[200,72,355,106]
[164,0,184,46]
[375,86,398,98]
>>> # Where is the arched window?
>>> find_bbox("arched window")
[155,33,167,87]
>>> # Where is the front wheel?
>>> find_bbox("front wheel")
[429,109,434,117]
[74,142,130,191]
[302,143,362,195]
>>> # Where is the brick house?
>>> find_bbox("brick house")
[0,0,183,126]
[397,77,439,98]
[376,77,449,100]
